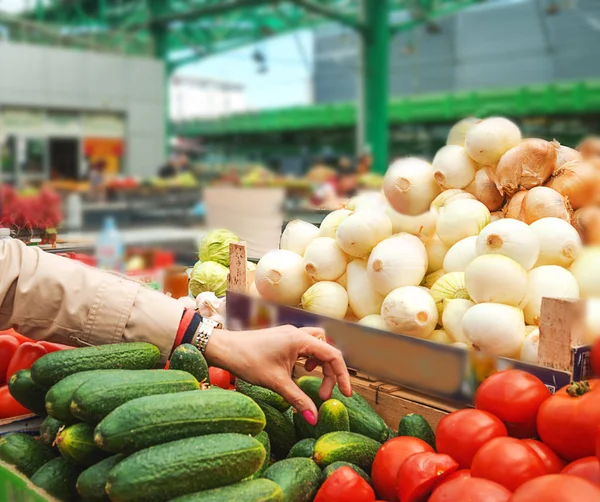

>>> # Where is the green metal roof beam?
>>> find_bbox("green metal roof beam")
[390,0,480,34]
[288,0,365,32]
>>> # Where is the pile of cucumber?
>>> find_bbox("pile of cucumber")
[0,341,435,502]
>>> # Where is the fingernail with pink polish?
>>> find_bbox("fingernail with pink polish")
[302,410,317,426]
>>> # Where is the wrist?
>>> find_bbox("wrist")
[204,328,233,369]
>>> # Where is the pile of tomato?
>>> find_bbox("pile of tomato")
[0,329,72,419]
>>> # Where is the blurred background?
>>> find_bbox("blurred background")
[0,0,599,279]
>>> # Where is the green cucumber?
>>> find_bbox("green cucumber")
[284,407,294,424]
[106,433,266,502]
[71,369,199,423]
[0,433,56,477]
[293,410,317,439]
[45,370,123,424]
[263,458,322,502]
[39,416,65,447]
[8,369,48,416]
[398,413,436,450]
[169,344,210,384]
[252,431,271,478]
[76,454,125,502]
[298,376,388,442]
[236,380,290,412]
[56,423,108,466]
[257,401,298,459]
[31,456,81,502]
[313,431,381,471]
[95,389,265,454]
[31,342,161,388]
[316,399,350,437]
[322,462,372,486]
[287,438,316,459]
[386,424,397,440]
[169,479,284,502]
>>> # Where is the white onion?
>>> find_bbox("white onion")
[585,298,600,344]
[280,219,319,256]
[443,236,478,273]
[385,205,438,238]
[381,286,438,338]
[570,247,600,298]
[428,329,453,344]
[346,192,387,211]
[530,217,582,268]
[367,234,428,296]
[520,326,540,363]
[465,254,528,306]
[452,342,471,350]
[346,259,385,319]
[358,314,390,331]
[430,271,470,319]
[464,117,522,166]
[248,281,260,298]
[337,272,347,288]
[303,237,348,281]
[430,189,476,213]
[447,117,480,147]
[336,208,392,258]
[301,281,348,319]
[436,199,490,247]
[383,158,441,216]
[432,145,477,189]
[442,298,475,343]
[463,303,526,357]
[475,218,540,270]
[255,250,311,306]
[319,209,352,239]
[523,266,579,325]
[425,236,449,273]
[422,269,445,289]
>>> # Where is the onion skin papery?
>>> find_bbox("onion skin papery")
[425,236,449,274]
[530,217,582,268]
[301,281,349,319]
[495,139,558,196]
[443,236,478,273]
[430,189,476,214]
[381,286,438,338]
[432,145,477,189]
[518,186,571,224]
[556,145,582,170]
[503,191,527,220]
[280,219,319,256]
[319,209,352,239]
[430,271,470,319]
[490,211,504,222]
[465,168,505,211]
[447,117,480,147]
[303,237,348,282]
[464,117,522,167]
[572,206,600,246]
[346,259,385,319]
[577,136,600,161]
[520,327,540,363]
[255,250,311,306]
[442,298,475,344]
[436,199,491,247]
[335,208,392,258]
[545,160,600,210]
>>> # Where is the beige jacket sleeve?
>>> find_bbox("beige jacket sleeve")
[0,238,184,361]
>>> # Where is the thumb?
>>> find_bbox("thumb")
[276,380,319,427]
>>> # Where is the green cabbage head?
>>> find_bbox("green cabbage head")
[189,261,229,298]
[198,228,240,267]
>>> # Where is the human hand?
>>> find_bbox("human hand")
[204,325,352,425]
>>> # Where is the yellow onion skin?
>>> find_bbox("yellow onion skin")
[495,139,558,196]
[545,160,600,210]
[503,191,527,220]
[518,186,571,224]
[465,168,505,211]
[556,145,582,170]
[577,136,600,161]
[572,206,600,246]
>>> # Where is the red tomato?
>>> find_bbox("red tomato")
[37,341,75,353]
[537,380,600,461]
[397,452,459,502]
[208,367,232,388]
[0,385,30,419]
[562,457,600,486]
[6,343,47,380]
[474,369,550,438]
[314,466,375,502]
[371,436,434,502]
[442,469,471,483]
[0,335,20,385]
[436,409,507,469]
[522,439,566,474]
[509,474,600,502]
[592,338,600,377]
[471,437,546,491]
[429,477,511,502]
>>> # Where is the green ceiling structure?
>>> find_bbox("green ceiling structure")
[3,0,481,173]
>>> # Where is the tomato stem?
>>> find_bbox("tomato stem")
[566,381,591,397]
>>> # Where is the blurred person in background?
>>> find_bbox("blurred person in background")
[159,153,192,178]
[357,148,373,175]
[89,159,107,202]
[311,160,358,209]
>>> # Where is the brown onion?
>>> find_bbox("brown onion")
[556,145,582,170]
[495,138,558,196]
[572,206,600,246]
[518,186,571,224]
[503,191,527,220]
[545,160,599,210]
[465,168,505,211]
[490,211,504,222]
[577,136,600,161]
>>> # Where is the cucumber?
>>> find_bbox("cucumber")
[322,462,372,486]
[95,389,265,453]
[386,424,397,440]
[236,380,290,412]
[293,410,317,439]
[76,454,125,502]
[169,344,210,384]
[284,407,294,424]
[8,369,48,416]
[263,458,322,502]
[39,416,65,447]
[313,431,381,472]
[297,376,387,442]
[0,433,56,477]
[106,433,266,502]
[45,370,125,424]
[316,399,350,437]
[31,456,81,502]
[398,413,436,450]
[70,369,199,424]
[169,479,284,502]
[56,423,108,466]
[31,342,161,388]
[257,401,298,459]
[287,438,316,459]
[252,431,271,478]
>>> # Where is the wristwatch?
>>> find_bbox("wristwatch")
[192,318,223,354]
